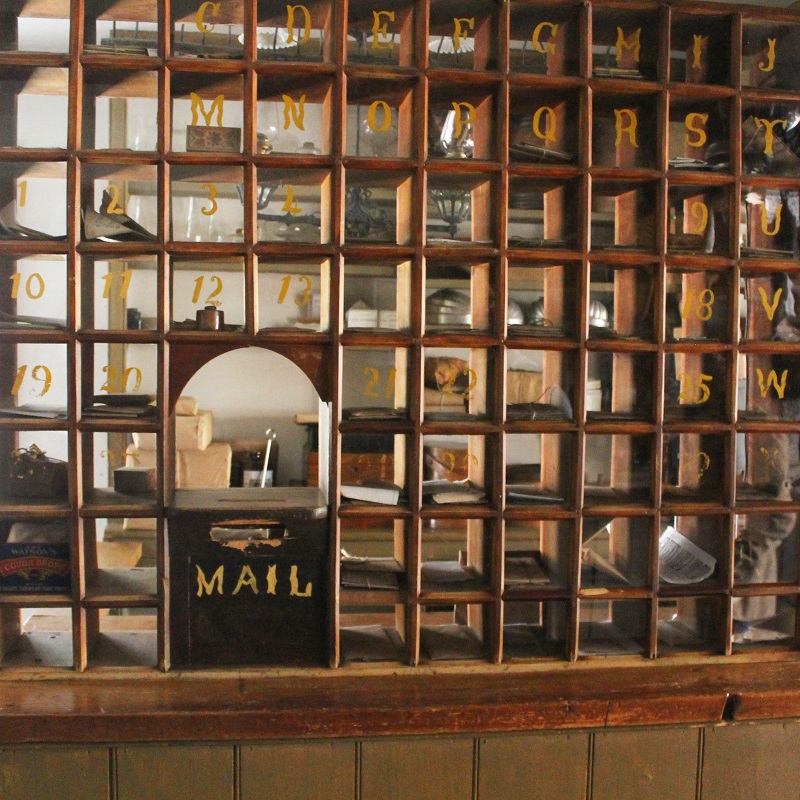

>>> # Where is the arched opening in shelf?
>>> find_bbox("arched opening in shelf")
[169,344,330,494]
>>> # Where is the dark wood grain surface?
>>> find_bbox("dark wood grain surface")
[1,657,800,744]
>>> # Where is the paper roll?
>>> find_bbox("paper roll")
[133,410,213,451]
[506,370,543,405]
[175,396,199,416]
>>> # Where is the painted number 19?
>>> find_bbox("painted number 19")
[11,364,52,397]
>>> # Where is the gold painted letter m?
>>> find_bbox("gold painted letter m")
[196,564,224,596]
[190,93,225,127]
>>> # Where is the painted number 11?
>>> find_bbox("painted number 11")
[100,269,133,300]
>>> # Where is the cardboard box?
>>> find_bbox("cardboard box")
[113,466,156,494]
[177,442,232,489]
[126,440,231,489]
[378,310,397,328]
[346,307,378,328]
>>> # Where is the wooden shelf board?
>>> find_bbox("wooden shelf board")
[87,628,158,668]
[0,593,73,607]
[85,567,157,600]
[6,657,800,741]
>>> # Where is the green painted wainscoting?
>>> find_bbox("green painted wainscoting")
[2,721,799,800]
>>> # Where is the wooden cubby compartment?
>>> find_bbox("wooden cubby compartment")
[1,0,800,672]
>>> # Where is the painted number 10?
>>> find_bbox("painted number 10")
[9,272,45,300]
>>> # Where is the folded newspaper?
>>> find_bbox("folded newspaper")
[658,526,716,584]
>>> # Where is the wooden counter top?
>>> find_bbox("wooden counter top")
[2,656,800,744]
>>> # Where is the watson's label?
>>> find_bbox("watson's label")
[0,544,70,592]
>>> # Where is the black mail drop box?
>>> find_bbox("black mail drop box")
[168,488,328,667]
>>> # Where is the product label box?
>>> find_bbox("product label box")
[0,544,70,593]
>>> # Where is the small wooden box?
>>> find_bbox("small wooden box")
[113,466,156,494]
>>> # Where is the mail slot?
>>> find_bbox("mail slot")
[168,487,328,667]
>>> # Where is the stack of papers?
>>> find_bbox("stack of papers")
[340,553,403,590]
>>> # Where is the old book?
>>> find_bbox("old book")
[504,553,550,586]
[422,479,485,504]
[341,481,402,505]
[421,561,480,585]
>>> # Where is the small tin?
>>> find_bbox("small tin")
[196,305,224,330]
[186,125,241,153]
